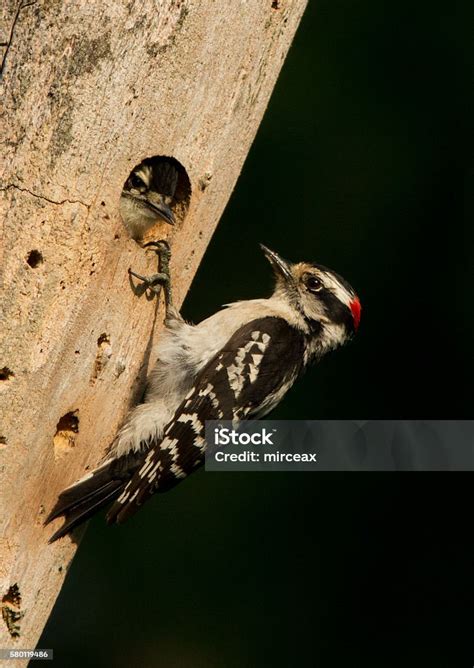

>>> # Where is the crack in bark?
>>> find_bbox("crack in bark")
[0,1,38,76]
[0,183,90,209]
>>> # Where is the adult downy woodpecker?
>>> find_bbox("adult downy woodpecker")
[46,245,361,541]
[119,160,178,240]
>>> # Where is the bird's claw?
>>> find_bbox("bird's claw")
[143,239,170,261]
[129,240,173,310]
[127,268,168,296]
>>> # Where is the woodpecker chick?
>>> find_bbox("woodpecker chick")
[120,160,178,240]
[46,245,361,541]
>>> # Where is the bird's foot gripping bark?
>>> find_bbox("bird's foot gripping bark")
[128,240,173,314]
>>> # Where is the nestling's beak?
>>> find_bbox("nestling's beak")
[145,193,176,226]
[260,244,293,281]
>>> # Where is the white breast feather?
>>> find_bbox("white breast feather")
[112,297,305,457]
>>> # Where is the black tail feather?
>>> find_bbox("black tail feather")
[46,461,118,524]
[47,485,123,543]
[46,452,143,542]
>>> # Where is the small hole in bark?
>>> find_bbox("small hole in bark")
[271,0,280,8]
[90,333,112,384]
[26,250,43,268]
[97,333,109,346]
[2,584,24,638]
[0,436,7,446]
[198,172,212,191]
[0,367,14,382]
[53,411,79,459]
[119,155,191,241]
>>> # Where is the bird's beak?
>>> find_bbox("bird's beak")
[260,244,293,281]
[145,193,176,226]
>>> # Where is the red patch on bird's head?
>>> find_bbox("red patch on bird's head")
[350,297,361,331]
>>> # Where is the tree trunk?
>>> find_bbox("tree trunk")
[0,0,307,651]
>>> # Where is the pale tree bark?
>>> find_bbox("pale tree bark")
[0,0,307,652]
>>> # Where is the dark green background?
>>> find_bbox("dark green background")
[41,2,473,666]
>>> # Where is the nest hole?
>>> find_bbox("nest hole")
[26,250,43,268]
[120,155,191,241]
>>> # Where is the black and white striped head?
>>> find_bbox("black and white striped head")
[120,161,178,238]
[261,245,361,344]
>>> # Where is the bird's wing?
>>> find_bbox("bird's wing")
[106,316,305,524]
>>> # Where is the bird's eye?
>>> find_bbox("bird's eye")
[129,173,145,190]
[304,274,323,293]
